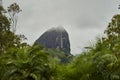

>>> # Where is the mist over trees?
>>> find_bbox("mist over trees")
[1,2,120,80]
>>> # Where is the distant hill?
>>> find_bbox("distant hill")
[35,26,71,54]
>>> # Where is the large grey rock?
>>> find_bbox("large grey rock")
[35,26,71,54]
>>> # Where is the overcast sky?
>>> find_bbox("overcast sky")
[3,0,120,55]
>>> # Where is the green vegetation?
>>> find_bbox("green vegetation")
[0,3,26,53]
[1,2,120,80]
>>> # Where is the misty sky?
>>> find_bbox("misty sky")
[3,0,120,55]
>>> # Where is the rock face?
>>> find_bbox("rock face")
[35,26,71,54]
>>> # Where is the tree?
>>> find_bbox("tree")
[0,45,52,80]
[104,14,120,56]
[8,3,21,32]
[0,3,26,53]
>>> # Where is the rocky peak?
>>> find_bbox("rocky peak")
[35,26,71,54]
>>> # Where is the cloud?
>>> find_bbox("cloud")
[3,0,120,54]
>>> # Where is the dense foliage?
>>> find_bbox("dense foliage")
[1,2,120,80]
[0,45,51,80]
[0,3,26,54]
